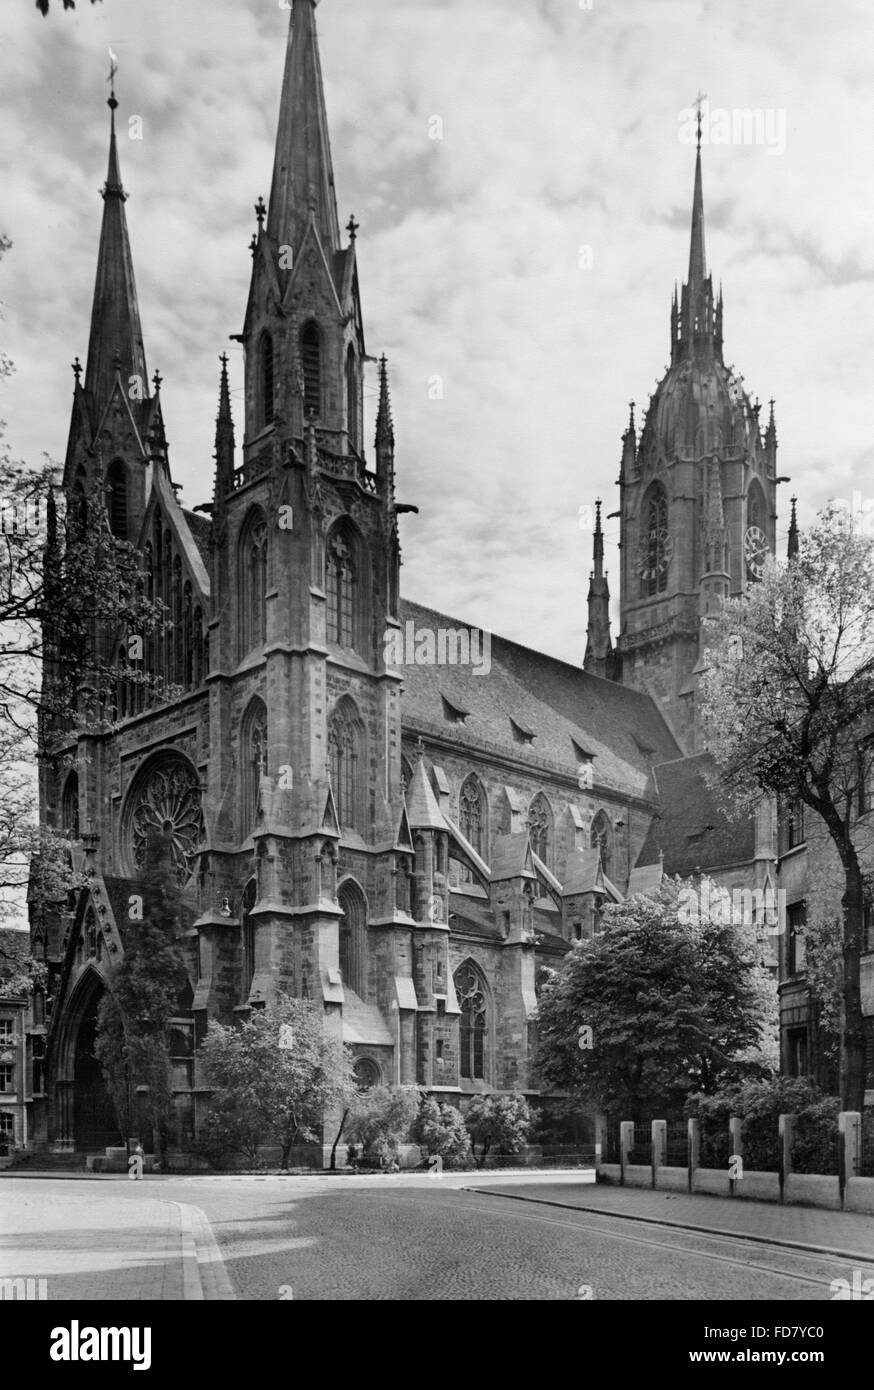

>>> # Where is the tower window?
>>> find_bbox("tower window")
[528,792,553,869]
[242,878,257,999]
[260,332,274,427]
[106,459,127,539]
[346,344,359,452]
[326,521,360,649]
[329,698,364,832]
[640,484,669,598]
[238,509,268,657]
[590,810,614,883]
[300,321,321,419]
[454,961,487,1081]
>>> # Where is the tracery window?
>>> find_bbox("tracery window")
[126,756,205,887]
[346,344,359,453]
[528,792,553,868]
[338,880,367,996]
[455,961,487,1081]
[105,459,127,539]
[590,810,613,883]
[459,776,486,857]
[326,524,356,648]
[640,483,670,598]
[329,699,363,831]
[300,321,321,419]
[352,1058,380,1091]
[242,878,257,998]
[61,772,80,840]
[239,509,268,657]
[241,699,268,836]
[260,331,274,428]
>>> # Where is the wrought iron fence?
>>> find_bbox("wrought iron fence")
[860,1112,874,1178]
[741,1116,781,1173]
[791,1118,841,1177]
[699,1115,729,1170]
[665,1118,688,1167]
[628,1125,652,1166]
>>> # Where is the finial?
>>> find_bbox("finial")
[152,369,162,393]
[107,47,118,110]
[694,90,707,150]
[595,498,602,531]
[219,351,229,372]
[628,400,636,432]
[254,196,267,230]
[346,214,359,242]
[72,356,82,384]
[249,233,257,258]
[414,737,426,760]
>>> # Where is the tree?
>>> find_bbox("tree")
[700,508,874,1110]
[465,1093,531,1169]
[412,1096,473,1169]
[94,831,188,1156]
[344,1085,420,1171]
[199,995,355,1169]
[0,930,47,999]
[535,883,770,1120]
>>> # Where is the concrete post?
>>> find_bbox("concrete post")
[839,1111,861,1208]
[593,1112,607,1169]
[652,1119,666,1190]
[687,1117,699,1194]
[729,1115,743,1196]
[620,1120,633,1186]
[778,1112,794,1203]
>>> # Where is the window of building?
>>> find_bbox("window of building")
[260,331,274,428]
[786,1026,809,1078]
[352,1057,380,1091]
[105,459,127,539]
[864,901,874,954]
[241,879,257,999]
[0,1065,13,1093]
[458,775,486,878]
[61,772,80,840]
[326,522,359,649]
[241,699,268,836]
[859,742,874,816]
[346,345,359,453]
[573,920,583,942]
[239,509,268,657]
[787,901,807,975]
[337,880,366,996]
[590,810,613,883]
[329,699,364,832]
[640,483,670,598]
[0,1112,13,1137]
[786,798,805,850]
[300,321,321,419]
[0,1020,12,1045]
[454,961,487,1081]
[528,793,553,868]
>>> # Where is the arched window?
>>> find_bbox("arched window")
[239,509,268,657]
[640,483,670,598]
[338,879,367,996]
[459,776,486,857]
[260,331,274,428]
[105,459,127,539]
[352,1057,380,1091]
[329,699,364,832]
[346,344,359,453]
[528,792,553,869]
[747,482,766,534]
[590,810,613,883]
[241,879,257,999]
[61,772,80,839]
[746,480,768,580]
[325,520,361,649]
[241,698,268,836]
[454,960,487,1081]
[300,321,321,419]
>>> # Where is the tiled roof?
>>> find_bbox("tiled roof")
[398,598,680,798]
[182,509,212,570]
[635,754,756,877]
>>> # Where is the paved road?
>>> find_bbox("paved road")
[3,1174,874,1300]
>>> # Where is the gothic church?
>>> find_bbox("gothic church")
[31,0,785,1156]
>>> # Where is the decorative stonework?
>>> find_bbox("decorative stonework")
[126,756,204,886]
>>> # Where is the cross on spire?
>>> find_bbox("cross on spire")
[694,90,707,149]
[72,357,82,383]
[346,213,359,242]
[254,196,266,230]
[152,369,162,393]
[107,48,118,108]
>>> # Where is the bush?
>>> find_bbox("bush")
[465,1093,532,1169]
[412,1097,473,1170]
[686,1077,841,1174]
[344,1085,420,1171]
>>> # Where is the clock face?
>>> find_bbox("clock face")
[744,525,768,578]
[637,527,674,580]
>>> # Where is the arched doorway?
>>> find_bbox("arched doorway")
[73,1003,118,1150]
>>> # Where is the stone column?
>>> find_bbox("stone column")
[778,1112,795,1203]
[652,1119,666,1190]
[729,1115,743,1194]
[687,1116,699,1194]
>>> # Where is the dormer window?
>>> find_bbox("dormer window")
[441,695,468,726]
[510,718,534,746]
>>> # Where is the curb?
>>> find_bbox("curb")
[469,1188,874,1266]
[175,1203,205,1301]
[177,1202,236,1301]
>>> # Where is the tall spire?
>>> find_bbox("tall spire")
[688,103,707,294]
[84,74,149,414]
[583,500,614,679]
[213,354,236,508]
[787,496,799,561]
[267,0,341,256]
[672,101,720,367]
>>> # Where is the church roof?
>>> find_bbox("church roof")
[182,508,212,569]
[635,753,755,877]
[398,598,681,798]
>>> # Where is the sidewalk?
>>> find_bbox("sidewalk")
[0,1181,235,1300]
[474,1180,874,1260]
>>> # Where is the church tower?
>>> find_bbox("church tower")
[614,116,778,752]
[204,0,417,1074]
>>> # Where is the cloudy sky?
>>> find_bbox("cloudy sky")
[2,0,874,663]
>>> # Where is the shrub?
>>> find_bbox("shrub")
[344,1085,420,1171]
[412,1097,473,1170]
[465,1093,532,1169]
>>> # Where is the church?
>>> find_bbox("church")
[28,0,799,1159]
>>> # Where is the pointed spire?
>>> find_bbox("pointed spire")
[672,114,720,367]
[84,79,149,415]
[788,496,799,562]
[213,353,236,507]
[583,499,614,678]
[688,136,706,294]
[592,497,604,579]
[267,0,341,256]
[375,355,394,449]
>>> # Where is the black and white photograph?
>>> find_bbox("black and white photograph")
[1,0,874,1342]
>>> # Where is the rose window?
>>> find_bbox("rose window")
[128,757,204,886]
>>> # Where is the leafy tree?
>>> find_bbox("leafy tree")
[344,1085,420,1171]
[412,1096,473,1169]
[94,832,187,1155]
[0,930,47,999]
[199,995,354,1169]
[465,1093,532,1169]
[700,508,874,1109]
[535,884,769,1120]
